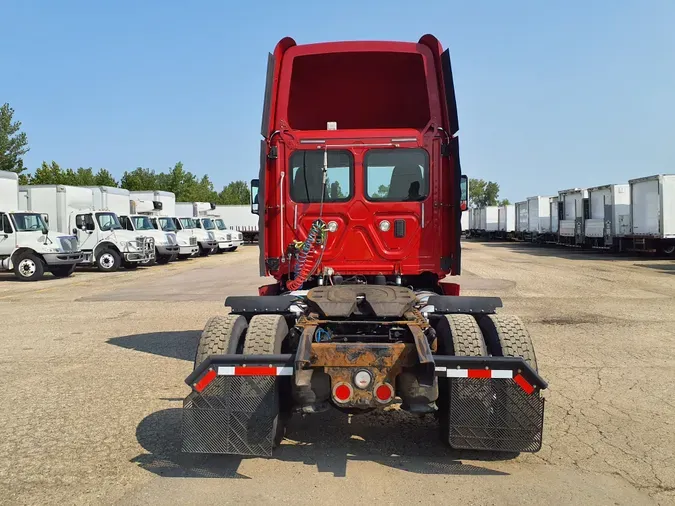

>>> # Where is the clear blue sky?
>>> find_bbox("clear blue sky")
[3,0,674,202]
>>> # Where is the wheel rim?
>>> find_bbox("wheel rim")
[664,245,675,255]
[100,253,115,269]
[18,259,36,277]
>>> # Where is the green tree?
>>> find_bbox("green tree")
[498,198,511,206]
[0,103,30,177]
[371,184,390,198]
[469,178,501,207]
[120,167,157,191]
[218,180,251,205]
[94,169,118,187]
[30,161,65,184]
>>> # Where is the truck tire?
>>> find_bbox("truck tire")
[446,314,488,356]
[193,315,248,369]
[435,314,488,445]
[13,252,45,281]
[199,245,211,257]
[50,264,76,278]
[96,248,121,272]
[122,261,139,270]
[156,254,172,265]
[243,315,289,447]
[478,314,538,371]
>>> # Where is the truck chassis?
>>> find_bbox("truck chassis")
[182,285,546,456]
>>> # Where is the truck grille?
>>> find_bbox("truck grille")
[58,236,78,252]
[189,236,197,246]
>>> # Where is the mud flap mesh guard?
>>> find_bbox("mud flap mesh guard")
[182,376,277,456]
[447,378,545,452]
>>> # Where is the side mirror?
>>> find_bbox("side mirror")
[459,175,469,211]
[42,227,48,235]
[250,179,259,215]
[72,228,79,235]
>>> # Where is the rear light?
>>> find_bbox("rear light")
[333,382,352,403]
[353,370,372,389]
[374,383,394,403]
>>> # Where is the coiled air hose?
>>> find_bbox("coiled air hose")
[286,219,326,291]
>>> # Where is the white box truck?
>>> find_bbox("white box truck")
[89,186,180,265]
[1,171,82,281]
[19,184,153,271]
[584,184,631,249]
[460,210,469,235]
[128,197,195,260]
[628,174,675,254]
[515,201,528,240]
[175,203,218,256]
[498,204,515,238]
[177,202,242,253]
[558,188,588,245]
[214,205,258,242]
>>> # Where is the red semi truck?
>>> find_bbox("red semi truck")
[182,35,547,456]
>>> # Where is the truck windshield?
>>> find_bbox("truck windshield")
[201,218,216,230]
[96,213,123,231]
[132,216,154,230]
[364,148,429,202]
[215,219,227,230]
[290,150,353,203]
[11,213,48,232]
[179,218,195,229]
[157,217,177,231]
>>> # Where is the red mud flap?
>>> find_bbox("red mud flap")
[182,354,546,456]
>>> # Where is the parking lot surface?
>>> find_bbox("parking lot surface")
[1,242,673,505]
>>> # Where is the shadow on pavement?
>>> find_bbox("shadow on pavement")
[132,407,512,479]
[634,263,675,275]
[107,331,200,362]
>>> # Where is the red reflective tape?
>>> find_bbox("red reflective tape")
[234,366,278,376]
[194,369,217,392]
[514,373,535,395]
[467,369,491,379]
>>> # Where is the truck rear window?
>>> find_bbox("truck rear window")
[289,150,353,203]
[364,148,429,202]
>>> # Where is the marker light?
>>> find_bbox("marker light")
[379,220,391,232]
[327,221,338,232]
[375,383,394,403]
[333,383,352,403]
[354,370,372,389]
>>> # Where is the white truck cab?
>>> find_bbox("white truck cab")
[0,172,83,281]
[175,201,239,253]
[175,216,217,256]
[21,184,154,272]
[150,215,198,259]
[213,218,244,252]
[120,200,180,264]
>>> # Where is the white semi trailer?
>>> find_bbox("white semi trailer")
[558,188,588,246]
[627,174,675,255]
[0,171,82,281]
[497,204,515,239]
[584,184,631,250]
[20,184,153,271]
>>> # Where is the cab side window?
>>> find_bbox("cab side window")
[119,216,134,231]
[1,213,13,233]
[76,214,95,231]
